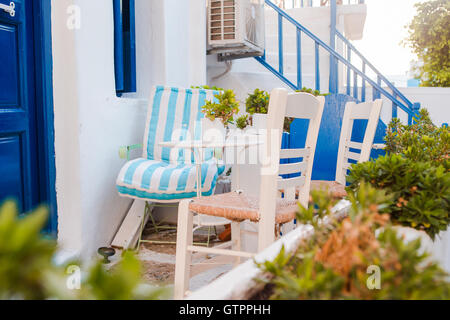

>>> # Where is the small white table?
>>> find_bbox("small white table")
[159,134,263,198]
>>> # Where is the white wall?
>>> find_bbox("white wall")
[399,87,450,126]
[208,4,367,103]
[51,0,83,254]
[52,0,207,258]
[356,87,450,127]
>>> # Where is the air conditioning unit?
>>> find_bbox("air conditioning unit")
[207,0,265,58]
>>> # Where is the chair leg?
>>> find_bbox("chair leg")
[146,202,160,234]
[135,203,151,252]
[281,221,295,236]
[231,222,241,267]
[174,200,194,300]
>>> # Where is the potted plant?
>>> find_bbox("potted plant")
[246,88,329,132]
[245,89,270,130]
[201,89,240,143]
[235,114,251,132]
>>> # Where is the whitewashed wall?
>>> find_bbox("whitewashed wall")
[52,0,207,258]
[399,87,450,126]
[208,5,367,106]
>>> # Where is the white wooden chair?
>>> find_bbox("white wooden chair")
[173,88,325,299]
[310,99,383,198]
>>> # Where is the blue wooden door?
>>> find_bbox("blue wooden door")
[0,0,40,213]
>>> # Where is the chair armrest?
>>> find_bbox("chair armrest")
[119,144,143,160]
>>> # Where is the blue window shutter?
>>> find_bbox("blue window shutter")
[113,0,136,95]
[123,0,136,93]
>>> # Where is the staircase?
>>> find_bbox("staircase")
[208,0,420,126]
[257,0,420,124]
[208,0,422,181]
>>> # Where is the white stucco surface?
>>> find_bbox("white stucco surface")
[398,87,450,126]
[52,0,207,258]
[208,5,366,106]
[50,0,448,261]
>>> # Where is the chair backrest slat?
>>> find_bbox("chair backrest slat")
[285,93,322,119]
[257,89,325,251]
[335,99,383,185]
[348,141,363,149]
[280,148,310,159]
[346,151,361,162]
[143,86,221,164]
[277,176,306,190]
[278,162,307,176]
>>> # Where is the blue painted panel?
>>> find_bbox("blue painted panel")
[33,0,58,234]
[371,119,387,160]
[310,94,356,181]
[0,0,40,216]
[114,0,136,95]
[0,23,19,107]
[289,119,309,179]
[289,94,388,181]
[0,135,23,210]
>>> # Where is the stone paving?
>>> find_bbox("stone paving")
[109,222,234,294]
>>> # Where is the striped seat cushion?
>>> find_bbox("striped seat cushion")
[116,158,221,202]
[143,86,221,164]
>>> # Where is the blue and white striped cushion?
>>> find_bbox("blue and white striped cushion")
[116,158,220,201]
[143,86,221,164]
[116,86,226,202]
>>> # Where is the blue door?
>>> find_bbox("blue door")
[0,0,41,214]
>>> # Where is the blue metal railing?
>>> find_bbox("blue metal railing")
[255,0,419,124]
[278,0,364,9]
[335,30,420,122]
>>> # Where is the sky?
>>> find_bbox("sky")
[352,0,424,78]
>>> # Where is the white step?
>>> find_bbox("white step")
[264,33,331,53]
[231,53,328,73]
[265,22,331,38]
[208,68,318,100]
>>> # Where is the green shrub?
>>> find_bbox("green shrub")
[0,201,169,300]
[403,0,450,87]
[347,154,450,239]
[245,89,270,115]
[245,87,327,132]
[347,109,450,239]
[191,85,224,91]
[258,184,450,300]
[295,87,329,97]
[385,109,449,169]
[235,114,250,130]
[202,89,240,127]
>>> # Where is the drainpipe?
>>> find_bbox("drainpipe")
[329,0,338,94]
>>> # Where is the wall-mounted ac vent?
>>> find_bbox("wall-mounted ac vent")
[208,0,265,59]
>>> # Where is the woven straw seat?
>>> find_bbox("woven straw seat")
[309,180,348,199]
[189,192,298,224]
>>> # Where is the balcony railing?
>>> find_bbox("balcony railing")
[256,0,420,125]
[275,0,364,9]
